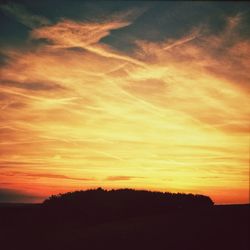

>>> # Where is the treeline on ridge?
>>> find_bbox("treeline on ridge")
[43,188,214,218]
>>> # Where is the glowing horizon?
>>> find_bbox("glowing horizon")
[0,1,249,204]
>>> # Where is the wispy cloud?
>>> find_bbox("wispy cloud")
[0,80,65,91]
[1,171,94,181]
[31,19,145,67]
[0,7,249,204]
[106,176,142,181]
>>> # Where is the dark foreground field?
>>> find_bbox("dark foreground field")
[0,203,249,250]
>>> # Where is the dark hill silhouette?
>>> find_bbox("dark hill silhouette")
[0,189,249,250]
[43,188,214,220]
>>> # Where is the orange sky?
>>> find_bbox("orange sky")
[0,3,249,204]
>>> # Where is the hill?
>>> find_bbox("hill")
[0,189,249,250]
[43,188,213,218]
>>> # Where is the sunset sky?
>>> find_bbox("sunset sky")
[0,1,249,204]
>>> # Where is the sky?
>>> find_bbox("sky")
[0,0,249,204]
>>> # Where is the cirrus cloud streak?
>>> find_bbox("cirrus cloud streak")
[0,11,249,204]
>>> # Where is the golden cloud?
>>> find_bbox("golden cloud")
[0,14,249,204]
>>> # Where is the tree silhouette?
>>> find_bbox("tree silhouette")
[43,188,214,220]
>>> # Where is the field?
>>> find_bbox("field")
[0,203,249,250]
